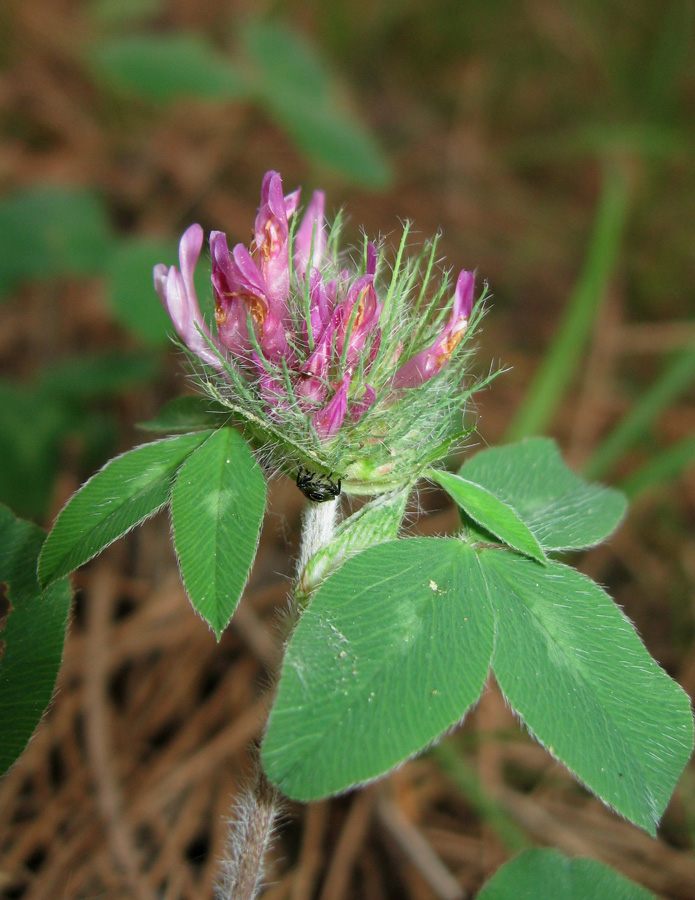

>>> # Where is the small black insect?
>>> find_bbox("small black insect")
[296,466,342,502]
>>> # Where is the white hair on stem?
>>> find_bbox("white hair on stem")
[214,761,282,900]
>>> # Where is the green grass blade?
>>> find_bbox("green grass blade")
[505,166,631,442]
[621,433,695,500]
[585,349,695,481]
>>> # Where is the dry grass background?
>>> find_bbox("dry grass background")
[1,0,694,897]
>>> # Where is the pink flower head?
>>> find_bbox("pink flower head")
[153,224,223,369]
[392,269,474,390]
[294,190,327,283]
[156,171,481,464]
[253,170,299,303]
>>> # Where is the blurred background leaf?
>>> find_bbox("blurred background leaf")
[0,187,112,300]
[104,237,179,345]
[87,0,165,30]
[240,20,393,187]
[89,33,249,104]
[0,353,160,520]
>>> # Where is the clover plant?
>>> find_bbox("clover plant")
[32,170,693,897]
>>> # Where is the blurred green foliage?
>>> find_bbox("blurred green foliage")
[87,17,393,188]
[240,21,392,188]
[0,353,159,520]
[105,237,179,346]
[90,33,248,104]
[0,187,111,299]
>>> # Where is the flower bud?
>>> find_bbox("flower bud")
[294,190,327,283]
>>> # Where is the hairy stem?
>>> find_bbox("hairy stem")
[296,498,340,593]
[215,497,340,900]
[215,763,280,900]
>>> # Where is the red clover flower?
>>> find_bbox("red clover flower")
[154,170,486,493]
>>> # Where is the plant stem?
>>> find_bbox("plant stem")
[296,498,340,592]
[215,764,280,900]
[215,497,340,900]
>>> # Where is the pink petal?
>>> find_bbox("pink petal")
[366,242,378,277]
[349,384,376,423]
[284,187,301,218]
[392,271,474,390]
[313,375,350,440]
[335,275,380,370]
[153,226,223,370]
[254,171,292,303]
[452,269,475,320]
[178,223,204,309]
[294,190,326,282]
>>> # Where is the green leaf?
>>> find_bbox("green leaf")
[38,431,212,587]
[0,186,111,299]
[91,33,248,104]
[477,848,656,900]
[105,237,179,345]
[0,504,72,776]
[429,469,547,564]
[242,21,392,188]
[459,438,627,551]
[138,396,231,433]
[170,428,266,638]
[262,538,494,801]
[480,550,693,834]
